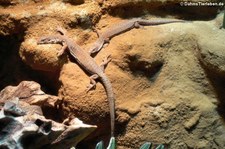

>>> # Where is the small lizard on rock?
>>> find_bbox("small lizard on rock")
[89,18,185,54]
[37,27,115,137]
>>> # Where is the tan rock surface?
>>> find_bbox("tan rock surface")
[0,0,225,148]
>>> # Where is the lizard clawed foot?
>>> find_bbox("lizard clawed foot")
[92,27,100,37]
[103,54,112,64]
[106,54,112,61]
[100,55,112,71]
[57,50,64,57]
[86,84,96,92]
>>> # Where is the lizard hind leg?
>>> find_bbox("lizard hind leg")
[100,55,112,72]
[86,74,99,92]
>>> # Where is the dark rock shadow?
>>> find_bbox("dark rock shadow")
[0,34,60,96]
[106,2,223,21]
[198,57,225,121]
[125,54,164,82]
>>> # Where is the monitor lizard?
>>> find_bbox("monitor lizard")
[37,27,115,137]
[89,18,185,54]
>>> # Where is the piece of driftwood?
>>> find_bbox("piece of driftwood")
[0,81,97,149]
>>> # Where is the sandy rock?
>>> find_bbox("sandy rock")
[184,112,201,130]
[198,31,225,76]
[0,0,225,148]
[0,1,102,36]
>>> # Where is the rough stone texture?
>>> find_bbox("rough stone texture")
[0,0,225,149]
[198,32,225,76]
[0,81,96,149]
[0,81,59,108]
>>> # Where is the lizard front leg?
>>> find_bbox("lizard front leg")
[92,27,100,38]
[57,43,68,57]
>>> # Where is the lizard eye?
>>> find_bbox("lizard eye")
[37,37,50,44]
[46,38,52,43]
[42,38,48,41]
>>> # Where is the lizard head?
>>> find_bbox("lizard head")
[89,39,104,54]
[37,36,62,44]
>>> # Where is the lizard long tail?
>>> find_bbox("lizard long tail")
[100,74,115,137]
